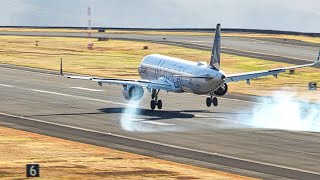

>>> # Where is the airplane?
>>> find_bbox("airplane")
[60,24,320,110]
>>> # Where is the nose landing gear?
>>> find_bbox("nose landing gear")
[150,89,162,110]
[206,96,218,107]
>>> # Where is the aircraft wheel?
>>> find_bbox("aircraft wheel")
[213,97,218,107]
[157,100,162,109]
[150,100,156,110]
[206,97,212,107]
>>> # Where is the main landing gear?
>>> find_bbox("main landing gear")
[150,89,162,110]
[206,96,218,107]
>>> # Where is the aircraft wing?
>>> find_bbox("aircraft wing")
[60,61,172,91]
[226,50,320,84]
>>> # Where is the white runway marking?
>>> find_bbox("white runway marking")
[0,83,14,88]
[221,97,259,104]
[27,88,131,106]
[70,87,104,92]
[131,118,145,121]
[131,118,174,126]
[194,114,210,118]
[142,121,174,126]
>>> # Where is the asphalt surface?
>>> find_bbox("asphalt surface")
[1,66,320,180]
[0,31,319,65]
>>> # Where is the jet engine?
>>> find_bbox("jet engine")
[122,85,144,101]
[214,83,228,96]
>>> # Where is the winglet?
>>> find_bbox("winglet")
[60,58,64,76]
[210,23,221,70]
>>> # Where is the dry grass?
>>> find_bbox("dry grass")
[0,36,214,78]
[0,35,319,99]
[0,126,257,179]
[0,28,91,33]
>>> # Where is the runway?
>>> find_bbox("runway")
[1,65,320,179]
[0,31,319,65]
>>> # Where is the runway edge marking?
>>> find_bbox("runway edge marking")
[142,120,174,126]
[0,83,14,88]
[0,112,319,177]
[70,87,104,92]
[28,88,126,106]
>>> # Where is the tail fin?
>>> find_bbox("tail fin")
[210,23,221,70]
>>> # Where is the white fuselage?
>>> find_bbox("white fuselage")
[138,54,226,95]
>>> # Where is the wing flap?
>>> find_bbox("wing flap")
[92,78,172,91]
[226,69,284,83]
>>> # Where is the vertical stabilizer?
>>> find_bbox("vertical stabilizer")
[210,24,221,70]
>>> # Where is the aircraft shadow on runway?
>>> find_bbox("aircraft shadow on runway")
[26,108,249,121]
[97,107,202,120]
[26,108,201,120]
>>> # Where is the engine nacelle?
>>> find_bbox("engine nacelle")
[122,85,144,101]
[214,83,228,96]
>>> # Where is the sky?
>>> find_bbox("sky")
[0,0,319,32]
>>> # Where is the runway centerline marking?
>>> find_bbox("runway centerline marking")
[0,83,14,88]
[131,119,175,126]
[142,121,174,126]
[70,87,104,92]
[193,114,210,118]
[27,88,132,107]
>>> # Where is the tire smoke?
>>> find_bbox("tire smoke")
[120,99,145,132]
[120,95,181,132]
[245,91,320,132]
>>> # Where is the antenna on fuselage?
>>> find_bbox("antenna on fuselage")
[210,23,221,70]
